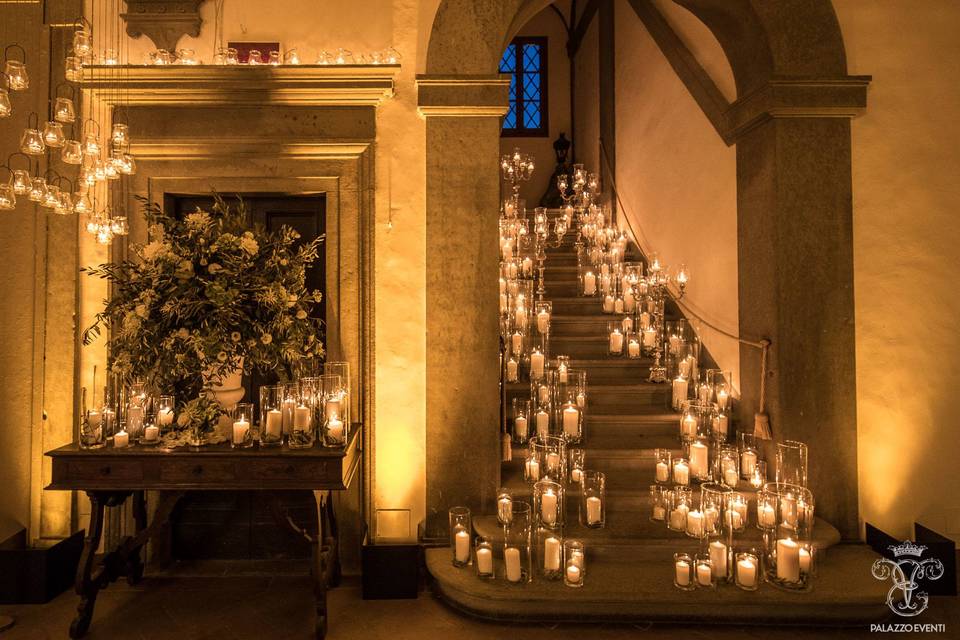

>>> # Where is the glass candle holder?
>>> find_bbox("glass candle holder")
[563,539,585,587]
[711,408,730,443]
[537,528,563,580]
[673,552,695,591]
[757,486,779,531]
[529,346,545,382]
[504,502,532,583]
[695,554,715,588]
[5,60,28,91]
[580,471,605,528]
[322,405,347,446]
[506,355,519,382]
[725,492,748,533]
[42,121,65,148]
[125,382,147,441]
[533,400,551,439]
[554,355,570,385]
[60,139,82,165]
[718,446,740,488]
[799,542,817,578]
[764,482,816,538]
[570,370,588,411]
[281,382,298,439]
[20,128,45,155]
[749,459,768,490]
[671,375,690,411]
[247,49,262,65]
[259,384,284,447]
[536,301,552,336]
[650,485,669,522]
[685,506,706,539]
[625,331,642,359]
[79,389,105,450]
[0,183,14,210]
[449,506,472,567]
[687,438,710,482]
[289,377,317,449]
[12,169,30,195]
[739,432,759,480]
[528,435,565,482]
[558,394,582,443]
[231,402,254,449]
[735,551,760,591]
[700,482,732,537]
[475,536,494,579]
[642,326,657,354]
[54,97,75,123]
[497,488,513,526]
[512,398,530,443]
[765,534,810,591]
[534,479,564,529]
[568,447,584,484]
[712,370,733,412]
[672,457,690,486]
[668,486,692,532]
[654,448,672,484]
[776,440,809,487]
[155,394,175,438]
[607,321,624,356]
[581,267,598,297]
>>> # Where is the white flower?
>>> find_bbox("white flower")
[142,241,168,261]
[286,294,298,308]
[261,333,273,345]
[231,331,241,342]
[296,309,307,320]
[280,258,289,266]
[135,303,148,319]
[217,351,228,362]
[185,211,211,229]
[240,235,259,256]
[175,260,194,279]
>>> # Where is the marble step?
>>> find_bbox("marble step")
[425,544,885,624]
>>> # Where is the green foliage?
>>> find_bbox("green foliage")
[83,195,325,410]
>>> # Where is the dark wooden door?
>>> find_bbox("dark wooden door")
[165,193,325,560]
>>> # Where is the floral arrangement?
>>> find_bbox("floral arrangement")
[83,196,324,429]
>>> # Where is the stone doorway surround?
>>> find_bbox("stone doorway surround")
[420,0,869,539]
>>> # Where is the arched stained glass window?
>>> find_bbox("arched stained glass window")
[499,37,548,137]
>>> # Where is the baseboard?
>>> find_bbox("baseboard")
[0,531,84,604]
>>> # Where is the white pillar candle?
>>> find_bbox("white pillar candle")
[704,506,720,530]
[326,417,345,443]
[799,547,812,574]
[709,540,728,579]
[324,397,342,421]
[738,557,757,587]
[498,497,513,523]
[712,414,729,438]
[640,311,651,330]
[477,547,493,575]
[624,292,636,312]
[525,458,540,481]
[642,327,656,347]
[669,504,688,530]
[530,351,545,379]
[686,510,704,537]
[689,442,709,478]
[541,490,558,525]
[673,460,690,485]
[455,529,470,564]
[628,340,641,358]
[576,392,586,409]
[583,272,596,295]
[586,496,602,525]
[537,310,550,334]
[740,449,758,476]
[732,499,748,525]
[558,364,568,384]
[602,295,615,313]
[544,536,561,571]
[515,306,527,331]
[698,383,711,403]
[622,316,634,333]
[759,503,777,527]
[505,547,522,582]
[506,358,519,382]
[671,378,689,410]
[514,415,527,438]
[502,243,513,260]
[500,293,509,313]
[656,461,670,482]
[144,425,159,441]
[157,409,174,426]
[87,410,102,429]
[697,562,713,586]
[681,414,697,438]
[571,467,582,483]
[614,298,624,314]
[537,384,550,405]
[675,560,690,586]
[653,505,666,521]
[725,508,743,529]
[114,430,129,448]
[678,359,691,379]
[776,538,801,583]
[294,405,312,429]
[724,466,739,487]
[562,406,580,438]
[717,389,730,410]
[282,398,296,433]
[521,257,533,276]
[511,332,523,356]
[536,410,549,437]
[264,409,283,438]
[565,563,581,584]
[669,335,680,355]
[546,452,560,474]
[608,330,623,354]
[233,419,250,444]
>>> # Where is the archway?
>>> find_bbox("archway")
[418,0,867,539]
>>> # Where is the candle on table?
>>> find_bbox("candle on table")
[799,546,812,574]
[709,540,728,579]
[325,397,341,421]
[697,562,713,586]
[233,418,250,444]
[87,410,102,429]
[514,415,528,439]
[454,529,470,564]
[505,547,522,582]
[776,538,801,583]
[737,557,757,588]
[327,417,345,443]
[530,351,545,379]
[741,449,757,476]
[525,457,540,481]
[562,406,579,438]
[689,441,709,478]
[675,560,691,586]
[476,547,493,575]
[609,330,623,354]
[586,496,602,525]
[673,460,690,485]
[628,339,641,358]
[537,309,550,334]
[143,425,159,442]
[686,510,704,537]
[265,409,283,438]
[544,536,561,571]
[656,461,670,482]
[294,405,311,429]
[498,497,513,523]
[114,430,129,448]
[506,358,519,382]
[583,272,596,295]
[541,490,558,525]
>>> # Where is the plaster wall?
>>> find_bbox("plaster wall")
[498,2,572,207]
[833,0,960,540]
[572,10,598,170]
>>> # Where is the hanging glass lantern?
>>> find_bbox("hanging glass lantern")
[104,158,119,180]
[93,159,107,182]
[111,123,129,147]
[64,56,82,82]
[54,97,75,123]
[74,190,92,215]
[43,121,66,148]
[79,166,96,187]
[103,49,119,65]
[56,190,73,215]
[0,87,11,118]
[110,215,128,236]
[0,167,15,210]
[43,184,61,209]
[284,49,300,65]
[20,124,45,155]
[72,29,92,57]
[177,49,198,65]
[61,139,83,164]
[29,177,47,202]
[12,169,30,195]
[119,153,136,175]
[4,46,29,91]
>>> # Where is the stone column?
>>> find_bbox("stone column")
[418,76,509,536]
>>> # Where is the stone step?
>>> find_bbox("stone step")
[425,544,884,625]
[506,383,671,413]
[548,315,678,337]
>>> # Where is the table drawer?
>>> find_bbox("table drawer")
[159,460,237,483]
[67,460,144,482]
[251,460,337,483]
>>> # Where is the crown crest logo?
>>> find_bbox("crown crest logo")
[888,541,926,558]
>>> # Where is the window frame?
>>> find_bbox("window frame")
[500,36,549,138]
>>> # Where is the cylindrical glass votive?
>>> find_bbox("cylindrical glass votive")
[449,506,472,567]
[475,536,494,579]
[528,435,566,482]
[668,486,692,532]
[654,448,672,484]
[564,539,584,587]
[673,552,695,591]
[568,447,585,484]
[504,502,532,584]
[776,440,809,487]
[650,485,669,523]
[673,457,690,486]
[735,550,760,591]
[700,482,732,537]
[534,479,564,529]
[537,528,563,580]
[497,488,513,526]
[512,398,530,443]
[607,321,624,356]
[289,377,317,449]
[558,393,582,443]
[725,492,748,533]
[739,432,759,480]
[687,438,710,482]
[695,553,715,589]
[231,402,254,448]
[718,446,740,488]
[580,471,605,528]
[259,384,284,447]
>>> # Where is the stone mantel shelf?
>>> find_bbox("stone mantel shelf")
[80,64,400,107]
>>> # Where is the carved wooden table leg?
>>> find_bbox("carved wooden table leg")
[70,491,113,639]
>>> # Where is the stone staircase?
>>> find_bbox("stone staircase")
[427,209,889,625]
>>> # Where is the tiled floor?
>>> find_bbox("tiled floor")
[1,568,957,640]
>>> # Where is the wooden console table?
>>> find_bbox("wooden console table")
[45,426,361,639]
